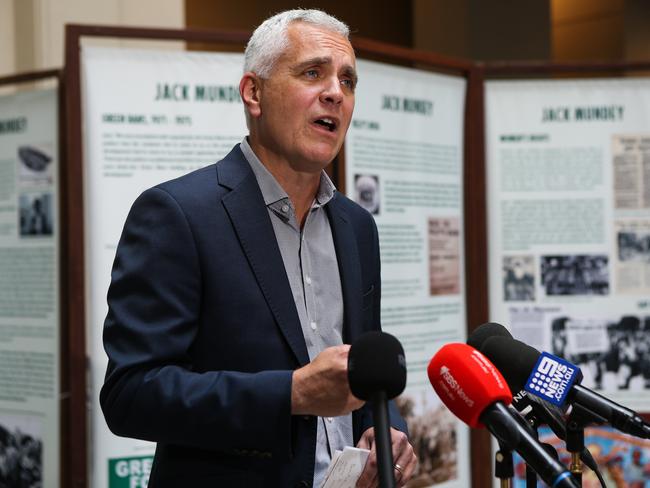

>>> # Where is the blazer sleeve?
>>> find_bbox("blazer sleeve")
[100,187,294,458]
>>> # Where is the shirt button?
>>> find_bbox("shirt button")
[310,321,317,331]
[305,276,312,285]
[327,417,333,423]
[281,204,290,213]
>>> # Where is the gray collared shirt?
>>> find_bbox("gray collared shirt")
[240,138,353,488]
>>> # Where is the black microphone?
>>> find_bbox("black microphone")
[348,331,406,488]
[467,321,513,350]
[468,323,602,476]
[481,336,650,439]
[468,324,570,432]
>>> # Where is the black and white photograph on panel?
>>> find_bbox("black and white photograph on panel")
[550,315,650,392]
[502,255,535,301]
[618,230,650,262]
[354,174,380,215]
[17,145,54,187]
[0,413,43,488]
[541,254,609,296]
[18,193,53,237]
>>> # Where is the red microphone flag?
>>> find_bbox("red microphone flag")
[428,343,512,428]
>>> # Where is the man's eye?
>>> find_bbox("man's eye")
[305,69,319,78]
[341,79,355,89]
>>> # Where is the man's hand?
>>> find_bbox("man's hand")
[356,427,417,488]
[291,345,365,417]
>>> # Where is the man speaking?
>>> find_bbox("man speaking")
[100,9,416,488]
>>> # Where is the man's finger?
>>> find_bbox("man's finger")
[389,428,417,487]
[393,462,405,484]
[390,428,408,460]
[356,427,374,450]
[396,456,417,488]
[357,436,371,450]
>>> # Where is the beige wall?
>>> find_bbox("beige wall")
[2,0,185,77]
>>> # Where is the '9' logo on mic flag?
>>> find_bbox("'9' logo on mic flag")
[524,352,583,406]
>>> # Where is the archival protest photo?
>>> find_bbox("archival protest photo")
[549,314,650,392]
[540,255,610,297]
[0,413,43,488]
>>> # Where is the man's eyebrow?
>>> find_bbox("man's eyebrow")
[292,56,332,71]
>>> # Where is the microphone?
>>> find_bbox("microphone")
[428,343,578,488]
[348,331,406,488]
[481,336,650,439]
[468,324,572,434]
[468,324,570,431]
[468,323,603,480]
[466,321,513,350]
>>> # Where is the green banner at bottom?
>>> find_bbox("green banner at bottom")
[109,455,153,488]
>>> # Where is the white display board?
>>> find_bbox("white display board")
[0,88,60,487]
[486,78,650,411]
[345,59,469,487]
[81,46,247,488]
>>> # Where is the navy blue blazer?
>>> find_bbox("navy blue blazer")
[100,145,406,487]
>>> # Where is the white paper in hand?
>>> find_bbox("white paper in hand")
[320,446,370,488]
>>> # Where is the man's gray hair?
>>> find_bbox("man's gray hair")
[244,9,350,78]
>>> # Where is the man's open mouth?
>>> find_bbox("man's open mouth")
[314,118,337,132]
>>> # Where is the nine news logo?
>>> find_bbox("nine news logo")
[524,352,583,406]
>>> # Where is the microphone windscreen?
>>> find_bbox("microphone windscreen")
[348,331,406,401]
[466,322,512,350]
[428,343,512,428]
[480,336,540,392]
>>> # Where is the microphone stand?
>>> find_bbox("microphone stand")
[525,463,537,488]
[566,404,605,487]
[514,408,542,488]
[372,391,396,488]
[494,445,514,488]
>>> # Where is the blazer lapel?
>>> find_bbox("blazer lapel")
[327,195,363,344]
[217,148,310,366]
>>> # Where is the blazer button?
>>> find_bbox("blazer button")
[295,481,310,488]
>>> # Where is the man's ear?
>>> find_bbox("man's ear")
[239,72,262,119]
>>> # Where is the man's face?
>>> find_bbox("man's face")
[253,22,356,173]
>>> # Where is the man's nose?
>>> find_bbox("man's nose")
[320,77,344,105]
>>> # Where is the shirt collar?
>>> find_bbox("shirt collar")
[240,137,336,209]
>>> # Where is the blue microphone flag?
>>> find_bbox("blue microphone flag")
[524,352,583,407]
